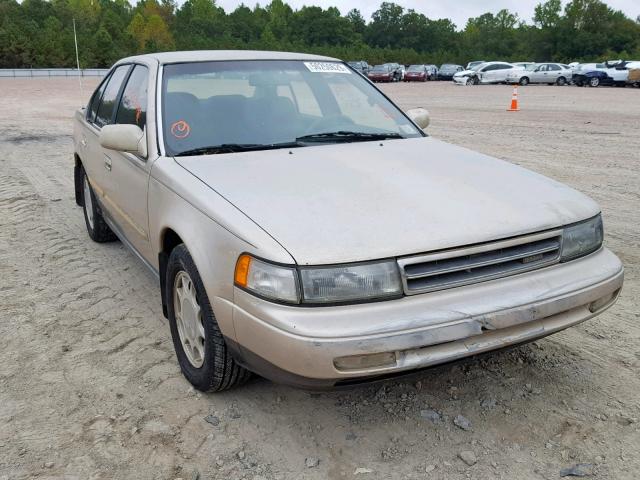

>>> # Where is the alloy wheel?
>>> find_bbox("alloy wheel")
[173,271,206,368]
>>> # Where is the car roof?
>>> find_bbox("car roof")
[117,50,339,65]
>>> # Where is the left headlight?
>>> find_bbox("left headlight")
[561,215,603,262]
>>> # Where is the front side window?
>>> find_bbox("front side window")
[116,65,149,129]
[95,65,131,128]
[161,60,422,156]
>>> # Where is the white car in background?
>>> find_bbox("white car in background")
[506,63,573,86]
[605,60,640,86]
[453,61,523,85]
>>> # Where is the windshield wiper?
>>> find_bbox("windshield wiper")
[174,142,302,157]
[296,131,404,143]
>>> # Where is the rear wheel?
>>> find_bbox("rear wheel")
[556,76,567,86]
[519,77,529,86]
[589,77,600,87]
[82,169,117,243]
[166,244,251,392]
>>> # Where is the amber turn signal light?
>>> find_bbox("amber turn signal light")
[234,254,252,287]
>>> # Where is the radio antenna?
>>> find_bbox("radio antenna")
[73,18,84,103]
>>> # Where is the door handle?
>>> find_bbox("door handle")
[104,157,112,172]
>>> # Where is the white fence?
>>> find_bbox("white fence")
[0,68,108,78]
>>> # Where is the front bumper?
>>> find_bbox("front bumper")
[226,248,623,388]
[453,76,469,84]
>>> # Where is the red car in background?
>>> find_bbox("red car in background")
[368,64,399,82]
[404,64,430,82]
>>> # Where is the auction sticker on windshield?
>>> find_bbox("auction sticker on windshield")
[304,62,351,74]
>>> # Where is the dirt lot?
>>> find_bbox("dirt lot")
[0,78,639,480]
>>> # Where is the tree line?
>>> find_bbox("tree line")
[1,0,639,69]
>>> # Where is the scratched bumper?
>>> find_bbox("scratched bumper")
[226,248,623,387]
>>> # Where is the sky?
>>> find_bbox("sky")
[214,0,639,29]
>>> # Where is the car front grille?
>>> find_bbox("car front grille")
[397,230,562,295]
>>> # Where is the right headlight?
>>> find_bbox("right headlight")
[235,255,403,305]
[561,215,603,262]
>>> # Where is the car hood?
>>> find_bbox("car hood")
[175,137,599,265]
[454,70,473,77]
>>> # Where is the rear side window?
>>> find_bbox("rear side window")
[116,65,149,129]
[95,65,130,128]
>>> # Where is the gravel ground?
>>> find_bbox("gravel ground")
[0,78,639,480]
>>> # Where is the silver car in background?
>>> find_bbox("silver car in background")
[507,63,573,85]
[73,50,623,391]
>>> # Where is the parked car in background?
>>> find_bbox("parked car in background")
[404,64,429,82]
[572,63,606,86]
[383,63,403,81]
[604,60,640,87]
[368,64,400,82]
[466,60,485,70]
[425,64,438,79]
[74,50,623,391]
[347,60,370,76]
[453,62,523,85]
[625,62,640,86]
[438,64,464,80]
[506,63,572,86]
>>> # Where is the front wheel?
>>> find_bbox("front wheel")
[519,77,529,86]
[166,244,250,392]
[589,77,600,87]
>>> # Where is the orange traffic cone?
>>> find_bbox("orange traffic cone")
[507,84,519,111]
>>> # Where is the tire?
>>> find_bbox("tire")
[589,77,600,87]
[82,169,117,243]
[556,76,567,86]
[519,77,529,86]
[166,244,251,392]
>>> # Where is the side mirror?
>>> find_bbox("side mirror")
[99,124,147,158]
[406,107,430,130]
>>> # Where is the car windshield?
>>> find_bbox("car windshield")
[440,64,456,70]
[407,65,424,72]
[161,60,422,156]
[371,65,388,72]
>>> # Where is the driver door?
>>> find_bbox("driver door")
[101,64,154,262]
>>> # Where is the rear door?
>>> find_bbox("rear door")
[546,63,561,82]
[492,63,514,83]
[103,64,154,262]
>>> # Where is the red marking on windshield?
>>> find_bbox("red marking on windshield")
[170,120,190,139]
